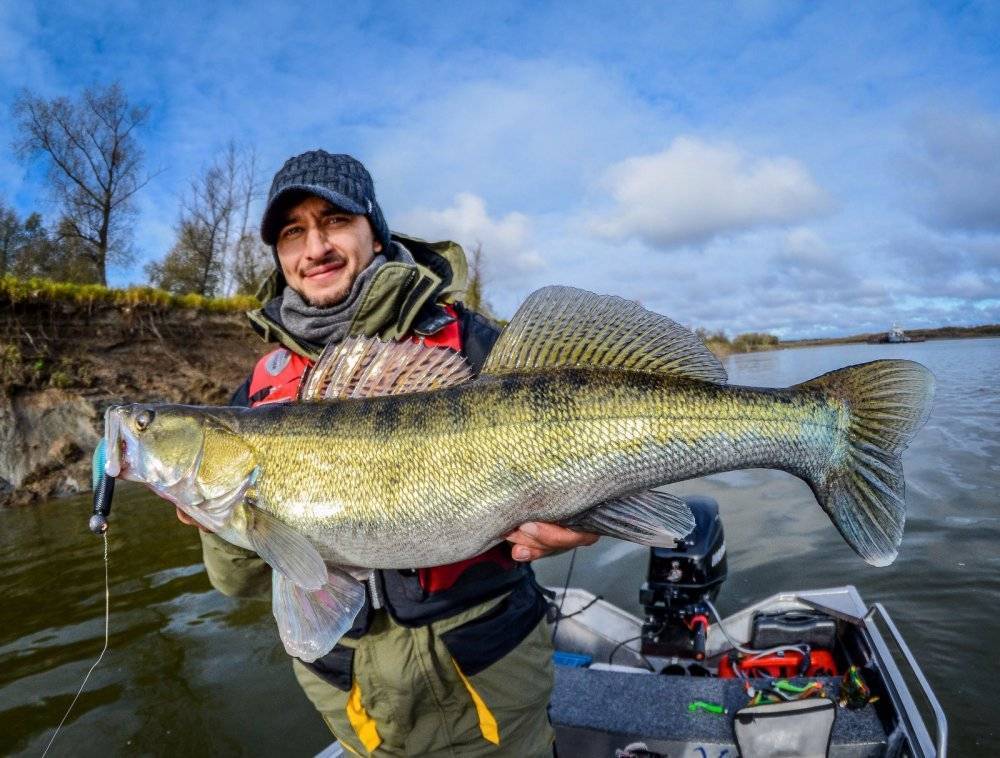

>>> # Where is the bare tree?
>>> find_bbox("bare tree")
[220,142,266,295]
[13,83,151,285]
[147,141,264,296]
[232,231,273,296]
[464,242,495,318]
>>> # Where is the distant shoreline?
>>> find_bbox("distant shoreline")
[707,323,1000,358]
[779,323,1000,349]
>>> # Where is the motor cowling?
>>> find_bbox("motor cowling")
[640,495,727,659]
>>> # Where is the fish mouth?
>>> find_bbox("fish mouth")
[104,406,124,477]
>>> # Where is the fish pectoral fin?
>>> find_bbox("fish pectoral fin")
[246,506,328,592]
[565,490,696,546]
[272,565,366,662]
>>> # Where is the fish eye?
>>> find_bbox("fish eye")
[135,409,155,431]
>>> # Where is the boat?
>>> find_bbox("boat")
[547,496,947,757]
[868,325,926,344]
[319,496,947,757]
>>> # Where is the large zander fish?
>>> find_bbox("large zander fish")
[102,287,934,661]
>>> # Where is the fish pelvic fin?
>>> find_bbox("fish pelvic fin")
[798,360,934,567]
[272,565,366,662]
[481,286,727,383]
[299,336,473,401]
[564,489,696,546]
[246,505,328,591]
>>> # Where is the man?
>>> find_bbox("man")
[178,150,597,756]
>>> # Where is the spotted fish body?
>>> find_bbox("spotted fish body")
[236,371,837,568]
[103,286,933,660]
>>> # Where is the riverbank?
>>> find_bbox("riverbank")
[0,280,264,506]
[780,323,1000,349]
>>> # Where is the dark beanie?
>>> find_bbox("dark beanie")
[260,151,391,249]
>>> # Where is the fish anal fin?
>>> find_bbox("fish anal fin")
[481,286,727,384]
[272,566,366,662]
[565,489,695,546]
[299,336,473,401]
[246,506,327,591]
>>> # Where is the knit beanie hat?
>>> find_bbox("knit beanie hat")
[260,150,391,249]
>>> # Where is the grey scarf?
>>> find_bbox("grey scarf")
[279,242,414,347]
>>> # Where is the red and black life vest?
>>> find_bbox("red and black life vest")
[243,305,532,630]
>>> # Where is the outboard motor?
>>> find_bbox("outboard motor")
[639,495,727,661]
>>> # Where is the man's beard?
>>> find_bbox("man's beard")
[303,284,351,308]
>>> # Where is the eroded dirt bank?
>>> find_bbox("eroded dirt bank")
[0,299,263,506]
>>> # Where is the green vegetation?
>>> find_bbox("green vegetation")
[697,328,780,357]
[0,343,78,389]
[0,276,259,313]
[0,342,21,383]
[731,332,780,352]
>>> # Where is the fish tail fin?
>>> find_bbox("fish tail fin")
[796,360,934,567]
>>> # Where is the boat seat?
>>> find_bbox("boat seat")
[551,667,888,757]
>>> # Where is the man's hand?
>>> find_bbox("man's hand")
[175,506,212,533]
[506,521,599,562]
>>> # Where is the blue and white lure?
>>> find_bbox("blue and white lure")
[89,438,115,534]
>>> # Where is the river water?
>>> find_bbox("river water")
[1,338,996,755]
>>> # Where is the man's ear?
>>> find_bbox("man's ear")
[374,239,383,253]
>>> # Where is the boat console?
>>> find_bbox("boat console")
[547,497,947,757]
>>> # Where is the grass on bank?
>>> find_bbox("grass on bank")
[699,329,780,358]
[0,276,260,313]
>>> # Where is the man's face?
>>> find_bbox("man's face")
[275,195,382,307]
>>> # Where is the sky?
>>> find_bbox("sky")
[1,1,998,338]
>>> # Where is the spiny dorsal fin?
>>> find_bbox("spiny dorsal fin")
[481,286,727,383]
[298,336,474,401]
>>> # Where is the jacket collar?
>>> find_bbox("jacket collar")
[246,233,469,359]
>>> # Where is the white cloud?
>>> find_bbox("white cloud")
[395,192,545,285]
[904,110,1000,233]
[590,137,831,249]
[366,61,669,217]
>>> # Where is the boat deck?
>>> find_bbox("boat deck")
[551,665,890,757]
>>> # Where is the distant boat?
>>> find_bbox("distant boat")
[869,324,925,344]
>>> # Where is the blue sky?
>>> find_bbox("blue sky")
[1,1,998,338]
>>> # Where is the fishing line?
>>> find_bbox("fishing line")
[551,547,577,645]
[41,533,110,758]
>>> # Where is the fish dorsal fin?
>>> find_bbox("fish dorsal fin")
[481,286,727,383]
[298,336,474,401]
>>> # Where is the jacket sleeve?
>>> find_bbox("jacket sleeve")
[198,373,271,599]
[199,530,271,598]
